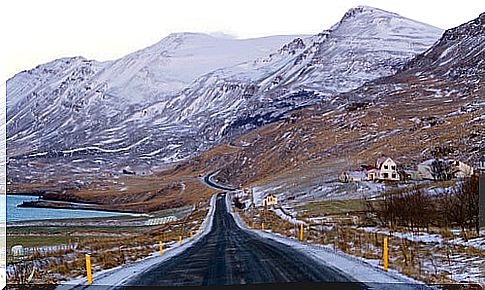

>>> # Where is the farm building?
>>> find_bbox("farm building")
[367,157,400,181]
[448,159,474,178]
[417,159,474,180]
[262,194,277,207]
[339,171,367,182]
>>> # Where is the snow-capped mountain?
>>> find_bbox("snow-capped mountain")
[6,33,302,157]
[7,6,444,183]
[208,12,484,198]
[96,33,310,104]
[175,6,443,139]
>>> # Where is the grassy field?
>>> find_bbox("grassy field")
[237,201,484,285]
[6,202,197,250]
[7,235,94,249]
[7,224,141,249]
[7,196,213,284]
[294,198,365,217]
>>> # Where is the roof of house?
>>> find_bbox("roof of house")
[376,157,394,169]
[480,155,485,162]
[362,164,377,170]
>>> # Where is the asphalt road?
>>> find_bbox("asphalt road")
[125,193,358,287]
[203,172,237,191]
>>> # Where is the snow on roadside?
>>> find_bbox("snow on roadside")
[449,236,485,251]
[357,226,485,251]
[271,208,305,225]
[225,195,422,288]
[57,194,218,289]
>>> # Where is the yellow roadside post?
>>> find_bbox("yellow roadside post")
[190,232,193,240]
[85,254,92,285]
[383,237,389,272]
[179,235,182,246]
[299,224,303,241]
[159,241,164,256]
[261,222,264,230]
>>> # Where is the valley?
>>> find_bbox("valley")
[5,6,484,287]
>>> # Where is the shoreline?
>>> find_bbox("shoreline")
[17,200,145,215]
[7,192,105,206]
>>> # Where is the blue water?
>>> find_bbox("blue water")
[5,195,133,222]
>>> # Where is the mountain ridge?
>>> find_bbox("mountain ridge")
[7,6,444,187]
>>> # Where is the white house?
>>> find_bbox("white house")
[417,159,474,180]
[367,157,400,181]
[448,159,474,178]
[262,194,278,207]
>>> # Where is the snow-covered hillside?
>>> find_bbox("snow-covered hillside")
[174,6,443,139]
[95,33,309,104]
[7,6,444,182]
[6,33,302,160]
[210,12,484,199]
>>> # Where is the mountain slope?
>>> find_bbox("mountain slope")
[107,12,480,211]
[95,33,309,104]
[6,34,302,163]
[203,12,484,204]
[7,6,444,186]
[164,6,443,138]
[85,11,480,211]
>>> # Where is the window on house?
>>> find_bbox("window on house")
[384,165,388,169]
[383,173,389,178]
[392,173,396,178]
[391,165,396,170]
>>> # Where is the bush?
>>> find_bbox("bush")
[437,175,479,237]
[365,185,435,232]
[365,176,479,236]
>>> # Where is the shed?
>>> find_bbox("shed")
[11,245,24,257]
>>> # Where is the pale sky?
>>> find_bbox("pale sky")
[1,0,484,81]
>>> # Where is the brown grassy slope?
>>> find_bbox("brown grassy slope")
[32,56,483,212]
[208,15,485,188]
[148,71,482,196]
[9,144,239,212]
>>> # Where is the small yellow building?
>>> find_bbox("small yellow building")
[262,194,278,207]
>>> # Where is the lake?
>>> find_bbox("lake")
[5,195,135,222]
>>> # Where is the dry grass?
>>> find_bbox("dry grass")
[11,171,216,214]
[294,199,365,217]
[7,198,212,285]
[236,203,484,285]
